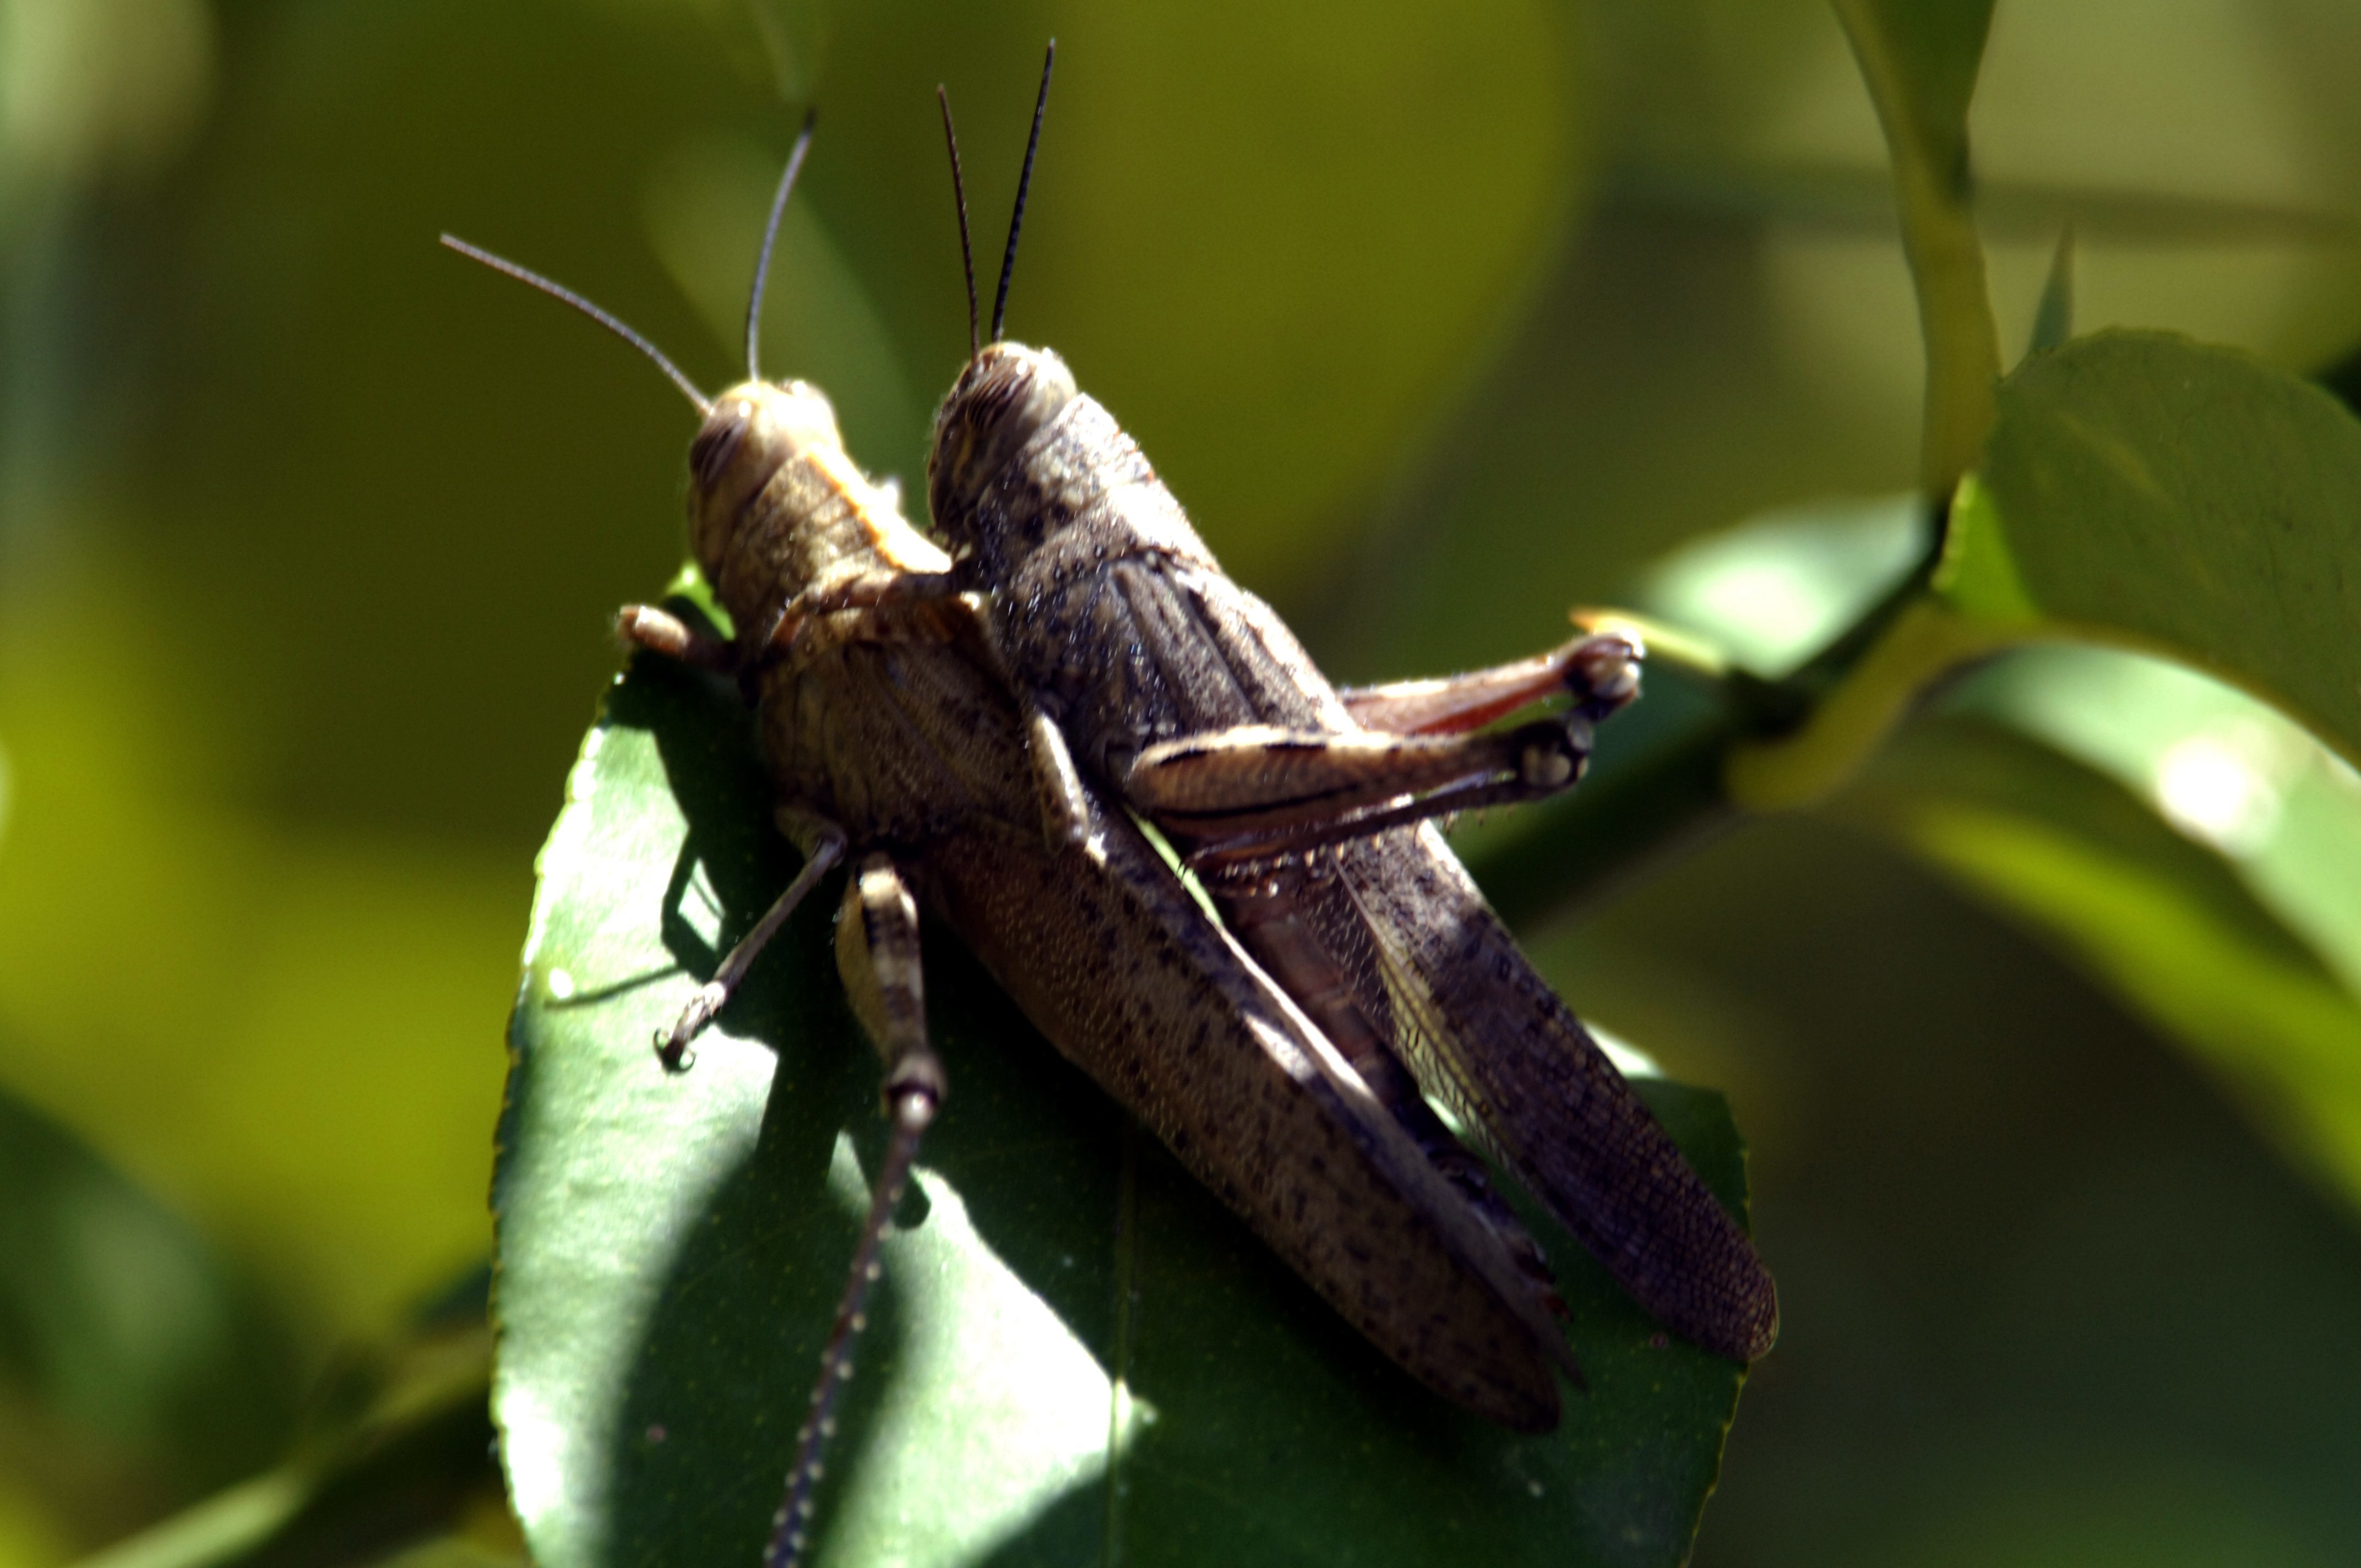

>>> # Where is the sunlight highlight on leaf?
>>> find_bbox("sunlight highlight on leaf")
[1630,494,1928,676]
[817,1138,1136,1568]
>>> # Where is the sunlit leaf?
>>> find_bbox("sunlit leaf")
[1945,331,2361,770]
[493,644,1759,1568]
[1955,648,2361,993]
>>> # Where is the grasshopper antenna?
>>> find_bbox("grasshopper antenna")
[990,38,1055,345]
[440,235,712,416]
[937,86,980,358]
[745,110,818,384]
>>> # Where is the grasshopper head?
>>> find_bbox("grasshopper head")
[688,378,937,630]
[688,378,842,568]
[926,340,1078,559]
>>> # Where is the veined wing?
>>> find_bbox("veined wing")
[918,781,1579,1428]
[1336,826,1781,1365]
[1102,555,1777,1362]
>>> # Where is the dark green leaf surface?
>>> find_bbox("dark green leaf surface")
[493,646,1756,1568]
[0,1079,304,1544]
[73,1270,503,1568]
[1839,715,2361,1199]
[1952,330,2361,768]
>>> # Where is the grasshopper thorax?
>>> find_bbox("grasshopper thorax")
[691,378,942,636]
[926,341,1078,558]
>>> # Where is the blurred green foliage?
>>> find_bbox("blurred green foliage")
[3,0,2360,1564]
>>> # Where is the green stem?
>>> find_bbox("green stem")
[1470,584,2023,927]
[1722,599,2015,811]
[1830,0,2003,499]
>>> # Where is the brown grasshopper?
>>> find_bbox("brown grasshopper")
[451,123,1606,1567]
[892,47,1781,1369]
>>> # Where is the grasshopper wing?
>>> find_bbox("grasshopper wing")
[918,793,1580,1429]
[1334,826,1781,1364]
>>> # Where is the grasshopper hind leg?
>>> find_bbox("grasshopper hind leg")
[1128,633,1646,869]
[767,853,945,1568]
[1335,631,1641,736]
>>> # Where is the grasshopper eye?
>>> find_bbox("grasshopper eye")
[689,400,752,496]
[929,343,1077,528]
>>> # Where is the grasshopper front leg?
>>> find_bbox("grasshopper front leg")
[621,603,851,1071]
[618,602,741,673]
[769,853,945,1568]
[740,568,964,673]
[652,822,845,1071]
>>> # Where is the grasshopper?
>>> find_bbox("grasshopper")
[891,46,1781,1369]
[452,122,1612,1567]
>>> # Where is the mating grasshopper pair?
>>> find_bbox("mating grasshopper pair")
[460,46,1773,1568]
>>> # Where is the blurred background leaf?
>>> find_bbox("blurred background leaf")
[1949,331,2361,767]
[0,1078,301,1553]
[6,0,2361,1564]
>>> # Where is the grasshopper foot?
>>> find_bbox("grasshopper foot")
[655,982,727,1072]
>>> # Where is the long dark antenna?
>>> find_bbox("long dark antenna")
[440,234,712,415]
[990,39,1056,345]
[937,86,979,358]
[745,110,817,383]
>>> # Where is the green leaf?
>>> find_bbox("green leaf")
[1830,0,2002,496]
[1955,648,2361,995]
[70,1267,506,1568]
[0,1077,304,1549]
[493,644,1756,1568]
[1837,712,2361,1206]
[1946,331,2361,769]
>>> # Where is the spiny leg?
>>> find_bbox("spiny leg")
[1336,631,1641,734]
[656,826,846,1071]
[1123,717,1590,865]
[731,572,969,695]
[746,569,964,663]
[1128,634,1644,865]
[768,854,945,1568]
